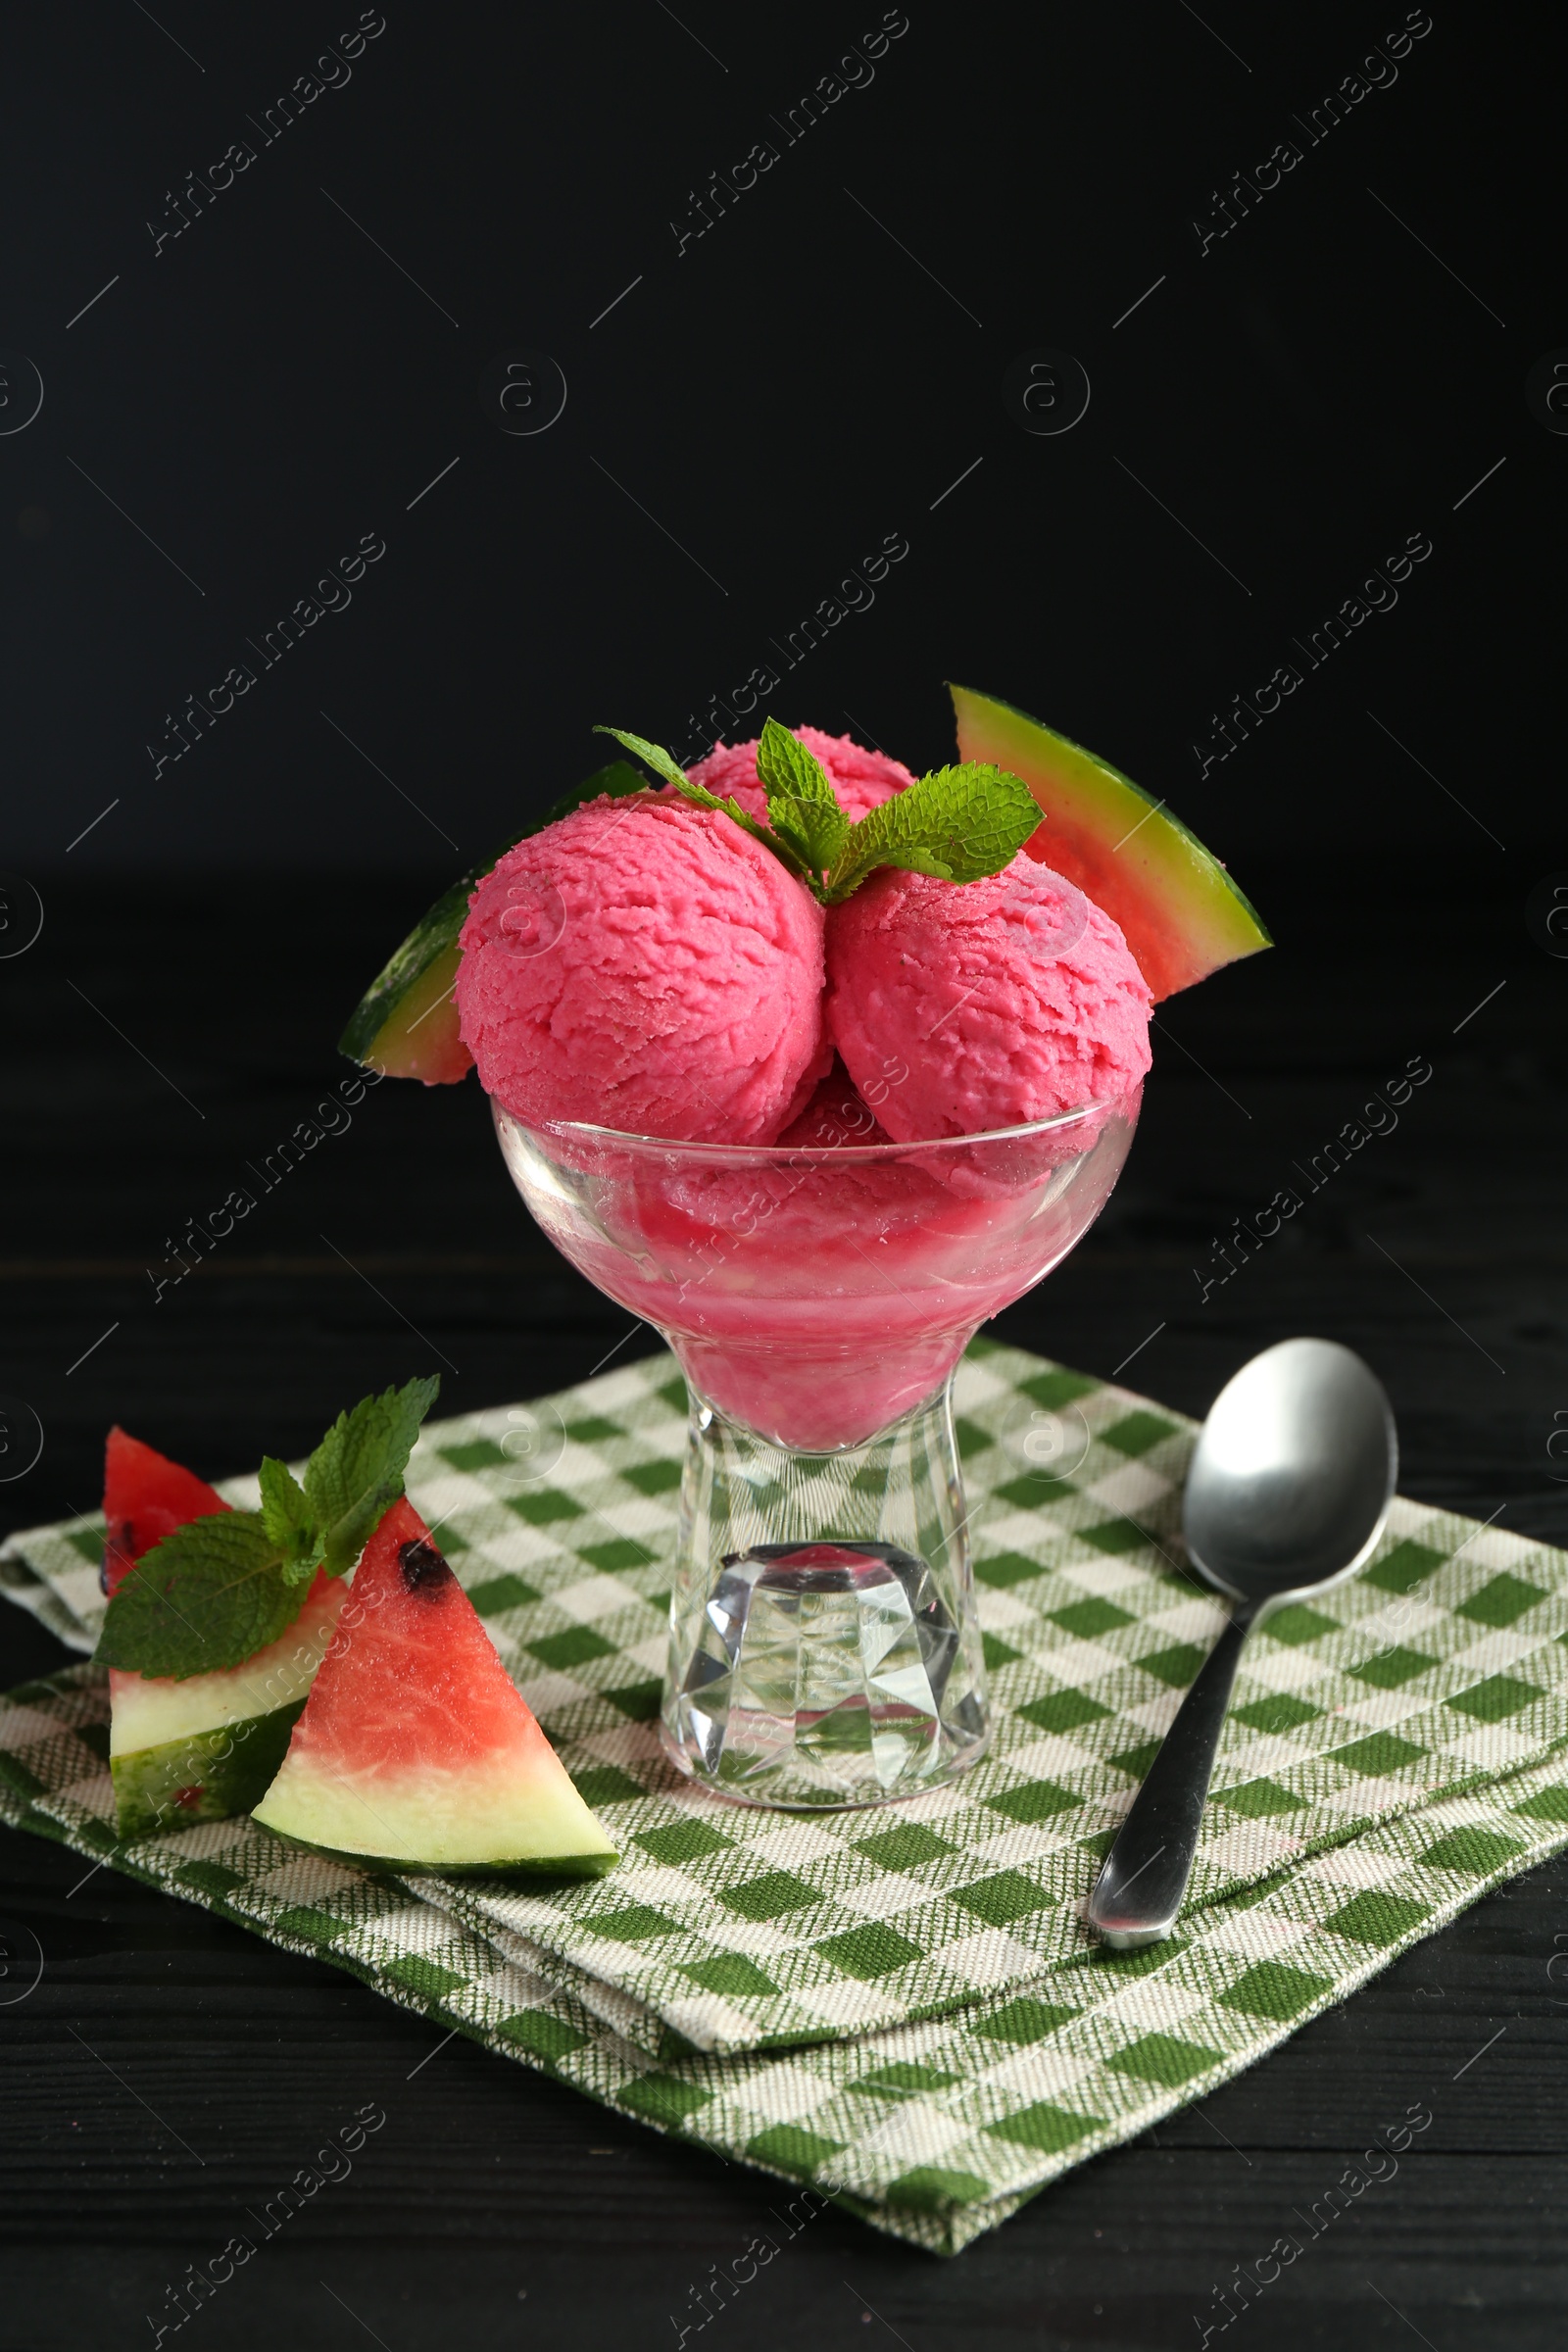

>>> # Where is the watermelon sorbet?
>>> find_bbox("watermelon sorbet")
[495,1094,1138,1448]
[826,854,1152,1142]
[463,725,1151,1447]
[456,794,831,1145]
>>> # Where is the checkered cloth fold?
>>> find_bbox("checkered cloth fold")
[5,1344,1567,2252]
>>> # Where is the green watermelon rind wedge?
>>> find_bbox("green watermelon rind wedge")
[256,1828,618,1882]
[338,759,648,1078]
[949,681,1271,1002]
[110,1697,308,1842]
[252,1738,619,1880]
[109,1572,347,1841]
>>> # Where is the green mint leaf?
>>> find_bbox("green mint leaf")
[258,1456,326,1587]
[92,1376,443,1677]
[95,1513,304,1680]
[303,1375,441,1575]
[755,719,851,879]
[592,725,817,886]
[591,725,691,794]
[823,762,1040,904]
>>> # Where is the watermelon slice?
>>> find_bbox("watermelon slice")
[338,759,646,1083]
[103,1429,346,1841]
[949,682,1271,1001]
[252,1497,617,1879]
[101,1424,228,1595]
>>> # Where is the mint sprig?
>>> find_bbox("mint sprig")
[755,717,851,882]
[258,1455,325,1585]
[300,1378,440,1579]
[821,761,1040,902]
[594,723,1039,904]
[95,1376,440,1681]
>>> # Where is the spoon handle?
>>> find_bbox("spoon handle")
[1086,1609,1251,1950]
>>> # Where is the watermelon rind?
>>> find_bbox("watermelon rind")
[347,941,468,1086]
[111,1698,308,1841]
[109,1573,347,1840]
[258,1832,617,1882]
[949,681,1271,1001]
[337,759,648,1077]
[252,1751,618,1880]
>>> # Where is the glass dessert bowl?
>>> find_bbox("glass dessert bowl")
[495,1082,1141,1811]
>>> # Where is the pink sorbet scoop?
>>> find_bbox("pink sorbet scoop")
[775,1058,892,1150]
[826,854,1152,1142]
[457,794,831,1144]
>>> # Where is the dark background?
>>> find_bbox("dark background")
[4,4,1567,2346]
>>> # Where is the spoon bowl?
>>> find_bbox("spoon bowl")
[1087,1337,1397,1950]
[1183,1337,1398,1607]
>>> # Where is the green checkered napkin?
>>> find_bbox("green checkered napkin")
[5,1343,1568,2253]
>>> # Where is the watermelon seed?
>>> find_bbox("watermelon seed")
[398,1538,453,1596]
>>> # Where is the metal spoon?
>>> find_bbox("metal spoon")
[1087,1337,1397,1951]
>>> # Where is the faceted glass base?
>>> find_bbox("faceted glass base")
[661,1384,990,1809]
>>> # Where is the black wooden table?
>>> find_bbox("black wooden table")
[4,860,1565,2350]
